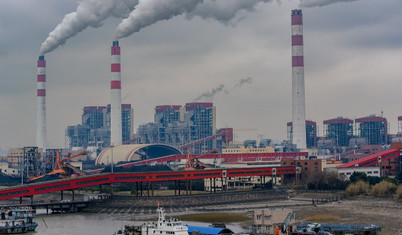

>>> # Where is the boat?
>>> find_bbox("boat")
[141,206,188,235]
[114,206,188,235]
[0,207,38,234]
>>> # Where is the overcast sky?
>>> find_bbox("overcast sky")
[0,0,401,150]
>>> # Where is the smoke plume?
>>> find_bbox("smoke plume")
[115,0,202,40]
[187,0,271,25]
[193,84,225,102]
[193,77,254,101]
[234,77,253,89]
[299,0,358,7]
[115,0,272,40]
[40,0,138,55]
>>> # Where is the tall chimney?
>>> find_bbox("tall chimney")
[110,41,122,146]
[291,9,306,149]
[36,55,47,149]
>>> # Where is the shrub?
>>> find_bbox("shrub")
[381,176,398,186]
[345,180,369,196]
[370,180,397,196]
[395,186,402,199]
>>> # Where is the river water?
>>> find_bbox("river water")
[27,211,246,235]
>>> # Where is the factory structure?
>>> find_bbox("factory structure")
[287,114,389,155]
[36,56,47,150]
[65,104,134,151]
[138,102,219,152]
[291,9,307,150]
[110,41,123,146]
[287,120,317,149]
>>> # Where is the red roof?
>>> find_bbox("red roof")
[323,117,353,125]
[336,149,399,168]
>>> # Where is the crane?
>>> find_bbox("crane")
[184,149,218,171]
[27,150,88,182]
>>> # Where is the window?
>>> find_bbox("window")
[314,162,318,165]
[304,162,308,165]
[256,215,261,220]
[314,167,318,171]
[305,168,308,171]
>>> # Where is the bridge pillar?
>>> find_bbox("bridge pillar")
[178,180,181,196]
[60,190,64,201]
[20,197,22,204]
[147,182,150,197]
[99,185,102,193]
[174,181,177,196]
[185,180,188,195]
[190,179,192,195]
[209,178,212,193]
[260,175,262,190]
[151,182,154,197]
[30,195,34,205]
[140,182,143,197]
[72,190,75,201]
[213,178,216,193]
[136,182,139,197]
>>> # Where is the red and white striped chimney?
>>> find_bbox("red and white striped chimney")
[291,9,306,149]
[110,41,122,146]
[36,55,47,149]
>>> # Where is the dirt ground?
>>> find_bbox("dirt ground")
[292,196,402,235]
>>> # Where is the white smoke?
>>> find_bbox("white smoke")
[114,0,202,40]
[40,0,138,55]
[299,0,358,7]
[115,0,273,40]
[187,0,271,25]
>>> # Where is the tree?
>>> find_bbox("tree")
[349,172,368,183]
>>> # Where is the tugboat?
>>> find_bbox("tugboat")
[0,207,38,234]
[115,205,188,235]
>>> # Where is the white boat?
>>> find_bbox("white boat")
[141,207,188,235]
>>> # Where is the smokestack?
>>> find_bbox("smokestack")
[36,56,47,149]
[110,41,122,146]
[291,9,306,149]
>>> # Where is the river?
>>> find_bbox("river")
[27,210,246,235]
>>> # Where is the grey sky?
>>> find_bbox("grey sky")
[0,0,401,150]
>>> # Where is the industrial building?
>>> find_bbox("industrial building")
[323,117,354,147]
[65,104,134,150]
[287,120,317,149]
[252,208,295,234]
[355,115,388,145]
[138,102,217,152]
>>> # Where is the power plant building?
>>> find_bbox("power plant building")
[66,104,133,150]
[355,115,388,145]
[287,120,317,149]
[138,102,216,151]
[323,117,354,147]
